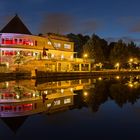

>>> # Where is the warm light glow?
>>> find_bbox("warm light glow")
[5,82,9,87]
[83,91,88,96]
[83,54,88,58]
[128,83,133,88]
[52,54,54,58]
[116,76,120,79]
[16,95,20,99]
[61,89,64,93]
[115,63,120,67]
[70,55,73,59]
[70,88,73,92]
[44,90,48,94]
[61,55,64,59]
[129,58,133,62]
[98,77,102,80]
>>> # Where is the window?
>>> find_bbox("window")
[54,42,61,48]
[14,39,18,44]
[64,44,71,49]
[47,103,51,107]
[54,100,60,106]
[19,39,22,44]
[48,41,52,45]
[64,98,71,104]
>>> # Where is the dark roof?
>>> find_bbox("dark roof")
[0,14,32,35]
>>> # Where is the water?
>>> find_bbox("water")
[0,75,140,140]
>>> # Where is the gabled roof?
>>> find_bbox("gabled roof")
[0,14,32,35]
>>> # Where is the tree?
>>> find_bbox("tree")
[109,40,129,65]
[67,33,90,58]
[13,52,25,70]
[83,34,106,63]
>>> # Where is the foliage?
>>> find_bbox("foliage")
[13,52,25,69]
[67,33,90,58]
[83,34,107,63]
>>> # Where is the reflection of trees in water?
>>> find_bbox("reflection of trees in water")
[109,83,140,107]
[75,76,140,113]
[74,80,110,112]
[87,81,109,112]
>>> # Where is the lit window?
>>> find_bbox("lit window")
[64,44,71,49]
[54,100,60,106]
[61,55,64,59]
[51,54,54,58]
[64,98,71,104]
[54,42,61,48]
[48,41,52,45]
[47,103,51,107]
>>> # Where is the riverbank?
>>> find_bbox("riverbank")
[0,70,140,82]
[35,70,140,79]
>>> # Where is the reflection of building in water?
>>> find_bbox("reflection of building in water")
[0,79,93,117]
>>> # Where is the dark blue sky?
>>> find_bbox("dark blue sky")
[1,0,140,44]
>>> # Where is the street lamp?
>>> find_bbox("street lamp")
[83,53,88,58]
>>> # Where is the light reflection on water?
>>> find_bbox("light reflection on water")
[0,75,140,140]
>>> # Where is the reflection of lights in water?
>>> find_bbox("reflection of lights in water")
[6,82,9,88]
[61,89,64,93]
[83,91,88,96]
[98,77,102,80]
[16,95,20,99]
[44,90,48,94]
[70,88,73,92]
[33,93,35,97]
[116,76,120,79]
[128,83,133,88]
[134,82,138,85]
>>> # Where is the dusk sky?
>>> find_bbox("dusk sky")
[1,0,140,44]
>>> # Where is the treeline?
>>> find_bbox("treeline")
[67,33,140,68]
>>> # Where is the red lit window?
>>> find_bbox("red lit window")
[5,38,13,44]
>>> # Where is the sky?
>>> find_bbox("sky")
[1,0,140,44]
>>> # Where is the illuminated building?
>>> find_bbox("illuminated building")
[0,15,93,72]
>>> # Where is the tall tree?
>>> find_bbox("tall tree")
[109,40,129,65]
[67,33,90,58]
[83,34,106,63]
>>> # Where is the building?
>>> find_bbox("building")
[0,15,93,72]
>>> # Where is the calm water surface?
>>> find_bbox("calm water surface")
[0,75,140,140]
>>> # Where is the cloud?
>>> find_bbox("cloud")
[78,19,103,34]
[39,13,75,34]
[129,20,140,33]
[117,16,140,33]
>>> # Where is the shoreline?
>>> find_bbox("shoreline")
[0,70,139,81]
